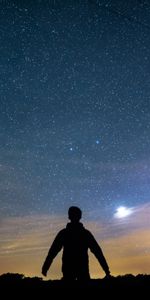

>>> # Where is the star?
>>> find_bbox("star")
[95,140,100,144]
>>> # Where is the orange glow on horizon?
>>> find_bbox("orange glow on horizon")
[0,203,150,278]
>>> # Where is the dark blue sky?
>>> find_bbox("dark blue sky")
[0,0,150,219]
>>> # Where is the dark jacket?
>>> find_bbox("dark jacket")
[42,222,110,280]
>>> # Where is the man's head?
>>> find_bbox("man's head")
[68,206,82,223]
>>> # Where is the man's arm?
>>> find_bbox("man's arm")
[87,231,110,276]
[42,230,64,276]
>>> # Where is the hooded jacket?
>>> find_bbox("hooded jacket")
[42,222,110,279]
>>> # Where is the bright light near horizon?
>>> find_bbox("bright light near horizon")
[114,206,133,218]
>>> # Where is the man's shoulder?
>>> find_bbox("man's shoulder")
[84,228,98,242]
[83,228,93,237]
[56,228,66,237]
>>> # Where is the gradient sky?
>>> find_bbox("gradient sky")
[0,0,150,278]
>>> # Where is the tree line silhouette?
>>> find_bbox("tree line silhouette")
[0,272,150,297]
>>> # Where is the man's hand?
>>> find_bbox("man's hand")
[105,270,111,278]
[42,266,47,277]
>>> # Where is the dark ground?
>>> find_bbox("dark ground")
[0,273,150,299]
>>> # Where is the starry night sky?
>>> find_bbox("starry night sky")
[0,0,150,278]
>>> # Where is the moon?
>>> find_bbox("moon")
[114,206,133,218]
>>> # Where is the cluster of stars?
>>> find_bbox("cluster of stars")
[0,0,150,219]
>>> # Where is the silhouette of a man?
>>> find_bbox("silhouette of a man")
[42,206,110,280]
